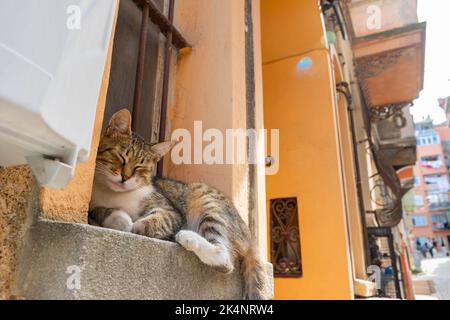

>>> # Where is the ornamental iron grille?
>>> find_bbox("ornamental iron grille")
[367,142,405,227]
[270,198,302,278]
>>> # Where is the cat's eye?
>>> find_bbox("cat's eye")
[133,165,146,172]
[116,153,126,165]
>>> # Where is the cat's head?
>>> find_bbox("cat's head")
[94,109,176,192]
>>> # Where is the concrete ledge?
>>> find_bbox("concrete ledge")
[16,219,273,300]
[354,278,377,298]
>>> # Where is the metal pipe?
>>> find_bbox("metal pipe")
[157,0,175,177]
[388,231,403,299]
[132,3,150,132]
[337,82,372,267]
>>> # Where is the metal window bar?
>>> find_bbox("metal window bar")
[156,0,175,177]
[129,0,190,176]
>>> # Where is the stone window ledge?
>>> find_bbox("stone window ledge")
[16,218,273,300]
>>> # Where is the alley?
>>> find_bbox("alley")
[415,258,450,300]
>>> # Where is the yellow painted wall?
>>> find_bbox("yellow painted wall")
[261,0,353,299]
[169,0,249,223]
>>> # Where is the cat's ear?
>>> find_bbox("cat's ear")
[151,140,177,160]
[106,109,132,136]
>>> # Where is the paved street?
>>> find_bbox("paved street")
[414,257,450,300]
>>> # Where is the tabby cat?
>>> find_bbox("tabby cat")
[89,109,269,300]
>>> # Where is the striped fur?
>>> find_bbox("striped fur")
[89,109,269,300]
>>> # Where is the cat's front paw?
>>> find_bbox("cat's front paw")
[131,219,148,236]
[175,230,200,251]
[102,209,133,232]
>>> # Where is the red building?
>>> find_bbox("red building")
[410,119,450,254]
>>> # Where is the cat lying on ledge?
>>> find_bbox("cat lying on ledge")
[89,109,269,300]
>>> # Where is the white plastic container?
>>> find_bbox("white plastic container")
[0,0,118,188]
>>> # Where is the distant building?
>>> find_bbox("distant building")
[438,97,450,127]
[410,119,450,253]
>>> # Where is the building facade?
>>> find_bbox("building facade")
[410,120,450,253]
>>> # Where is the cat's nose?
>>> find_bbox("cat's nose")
[121,174,130,182]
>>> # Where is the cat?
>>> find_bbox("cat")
[89,109,269,300]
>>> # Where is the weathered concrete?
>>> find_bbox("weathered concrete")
[16,219,273,300]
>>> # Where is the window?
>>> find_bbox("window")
[414,195,424,206]
[412,215,428,227]
[427,191,449,210]
[105,0,165,142]
[423,174,449,190]
[420,155,442,169]
[270,198,302,278]
[432,215,449,231]
[103,0,189,174]
[416,133,440,146]
[433,135,439,144]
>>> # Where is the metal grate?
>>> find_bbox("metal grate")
[270,198,302,278]
[107,0,190,177]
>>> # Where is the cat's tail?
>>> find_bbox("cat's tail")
[241,242,270,300]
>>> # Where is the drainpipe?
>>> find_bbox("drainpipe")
[337,82,371,267]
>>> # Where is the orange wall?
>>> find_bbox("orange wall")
[169,0,248,219]
[169,0,269,257]
[436,125,450,141]
[262,0,353,299]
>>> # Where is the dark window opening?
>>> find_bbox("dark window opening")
[103,0,190,174]
[104,0,166,142]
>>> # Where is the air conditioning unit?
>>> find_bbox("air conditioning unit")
[0,0,118,188]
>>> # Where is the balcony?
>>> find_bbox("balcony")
[428,202,450,211]
[427,190,450,211]
[433,224,450,232]
[342,1,425,108]
[432,214,450,231]
[342,1,426,230]
[352,23,426,108]
[374,107,417,169]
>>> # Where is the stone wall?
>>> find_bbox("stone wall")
[0,166,35,299]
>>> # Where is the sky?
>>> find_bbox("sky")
[410,0,450,124]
